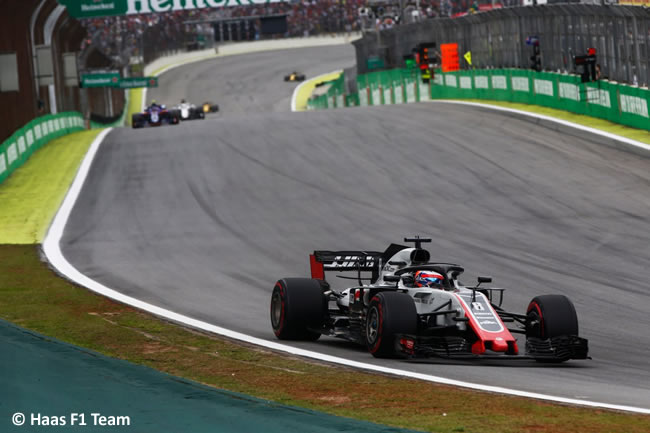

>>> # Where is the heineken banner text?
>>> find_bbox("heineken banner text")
[58,0,288,18]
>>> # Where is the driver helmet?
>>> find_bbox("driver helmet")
[181,99,186,103]
[414,270,444,288]
[150,99,157,105]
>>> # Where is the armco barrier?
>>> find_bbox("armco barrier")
[311,67,650,133]
[0,112,85,185]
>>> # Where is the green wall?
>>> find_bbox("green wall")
[308,68,650,132]
[0,113,85,185]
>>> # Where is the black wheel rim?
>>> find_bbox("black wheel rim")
[367,306,379,345]
[271,291,283,329]
[526,309,542,338]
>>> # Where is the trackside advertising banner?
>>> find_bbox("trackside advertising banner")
[58,0,288,18]
[309,67,650,132]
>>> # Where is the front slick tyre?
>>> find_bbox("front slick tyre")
[366,292,417,358]
[526,294,579,363]
[270,278,325,341]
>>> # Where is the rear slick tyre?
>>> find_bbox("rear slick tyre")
[270,278,325,341]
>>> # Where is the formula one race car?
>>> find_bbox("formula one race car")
[201,101,220,114]
[270,237,589,362]
[132,103,180,129]
[176,100,205,121]
[284,71,306,82]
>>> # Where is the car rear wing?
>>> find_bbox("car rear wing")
[310,243,410,283]
[310,250,384,282]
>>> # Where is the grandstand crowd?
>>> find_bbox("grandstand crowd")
[80,1,512,64]
[80,1,441,61]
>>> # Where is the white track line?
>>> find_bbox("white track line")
[41,121,650,415]
[433,100,650,153]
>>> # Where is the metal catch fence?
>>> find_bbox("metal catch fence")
[354,4,650,87]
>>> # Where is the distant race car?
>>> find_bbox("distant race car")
[176,100,205,121]
[284,71,306,82]
[270,236,589,362]
[132,104,180,129]
[201,101,220,113]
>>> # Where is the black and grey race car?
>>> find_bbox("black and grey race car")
[132,104,180,129]
[284,71,306,82]
[270,237,589,362]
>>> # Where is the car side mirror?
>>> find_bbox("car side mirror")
[384,275,401,283]
[477,276,492,284]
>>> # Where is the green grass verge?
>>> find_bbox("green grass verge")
[1,244,648,433]
[0,129,102,244]
[462,99,650,145]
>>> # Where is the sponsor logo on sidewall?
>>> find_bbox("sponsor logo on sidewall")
[620,94,649,118]
[0,152,6,174]
[406,83,416,102]
[17,136,26,154]
[419,82,430,100]
[445,75,458,88]
[587,88,611,108]
[456,293,505,333]
[324,256,376,269]
[383,88,391,103]
[511,77,529,92]
[491,75,507,90]
[460,76,472,89]
[534,79,554,97]
[359,90,368,106]
[372,89,381,105]
[81,1,117,13]
[125,0,283,15]
[394,86,403,104]
[559,82,580,101]
[7,143,18,165]
[474,76,489,89]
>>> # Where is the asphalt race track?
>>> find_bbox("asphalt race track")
[145,45,356,113]
[60,44,650,410]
